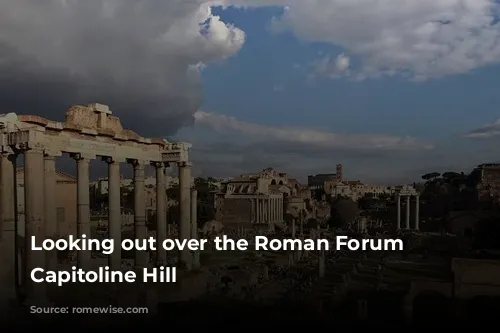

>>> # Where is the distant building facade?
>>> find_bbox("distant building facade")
[308,164,343,190]
[476,163,500,202]
[216,168,309,227]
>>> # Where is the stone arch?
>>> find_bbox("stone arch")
[466,295,500,321]
[278,180,283,185]
[271,179,277,185]
[413,291,451,326]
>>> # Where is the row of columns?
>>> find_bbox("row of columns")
[396,194,420,231]
[254,197,283,224]
[0,148,197,305]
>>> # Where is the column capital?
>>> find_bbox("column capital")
[1,151,17,162]
[127,158,148,167]
[44,149,62,158]
[151,161,165,169]
[102,156,118,164]
[24,147,45,154]
[177,161,192,167]
[70,152,94,161]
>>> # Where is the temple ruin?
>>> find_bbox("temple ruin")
[0,103,196,305]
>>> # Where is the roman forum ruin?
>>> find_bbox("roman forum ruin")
[0,103,196,304]
[396,186,419,230]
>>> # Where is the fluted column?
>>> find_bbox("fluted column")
[130,160,148,269]
[44,152,58,271]
[178,162,191,268]
[0,153,17,304]
[152,162,166,264]
[72,154,91,270]
[405,196,410,230]
[24,148,46,303]
[414,195,420,231]
[104,157,121,271]
[396,195,401,230]
[191,188,199,269]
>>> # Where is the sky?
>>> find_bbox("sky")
[2,1,500,184]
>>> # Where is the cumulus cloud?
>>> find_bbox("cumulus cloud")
[194,110,433,151]
[313,53,351,78]
[0,0,244,135]
[267,0,500,80]
[463,119,500,138]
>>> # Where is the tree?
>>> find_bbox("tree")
[329,198,360,228]
[442,171,461,181]
[474,217,500,249]
[422,172,441,181]
[358,195,378,210]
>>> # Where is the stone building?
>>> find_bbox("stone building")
[16,166,77,238]
[215,167,310,227]
[476,163,500,202]
[308,164,343,190]
[329,181,395,201]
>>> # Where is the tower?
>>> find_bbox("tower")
[336,164,343,181]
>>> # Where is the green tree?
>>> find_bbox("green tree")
[422,172,441,181]
[329,198,360,228]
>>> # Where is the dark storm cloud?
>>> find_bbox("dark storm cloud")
[0,1,244,137]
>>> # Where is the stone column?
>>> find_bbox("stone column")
[251,199,255,223]
[258,199,261,223]
[0,153,17,305]
[73,154,91,270]
[130,160,148,270]
[272,198,276,222]
[44,152,58,271]
[405,196,410,230]
[261,199,264,223]
[274,198,277,222]
[105,157,121,271]
[414,195,420,231]
[191,188,199,269]
[253,199,259,223]
[279,198,283,221]
[266,198,270,223]
[153,162,166,264]
[396,195,401,230]
[178,162,191,268]
[267,199,270,223]
[24,148,46,303]
[270,198,273,223]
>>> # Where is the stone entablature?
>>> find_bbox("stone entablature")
[0,103,190,163]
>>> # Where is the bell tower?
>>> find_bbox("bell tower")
[336,164,343,182]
